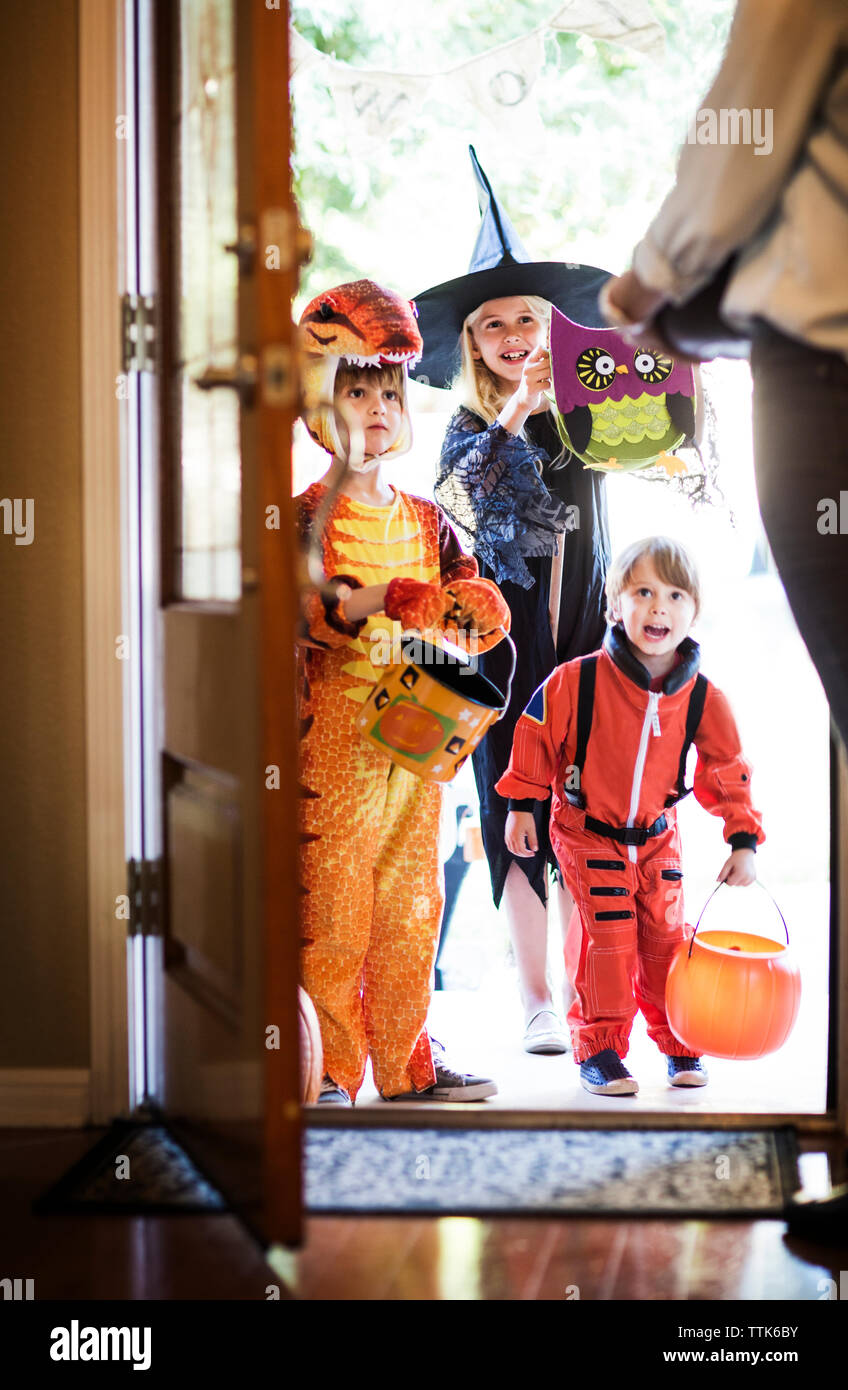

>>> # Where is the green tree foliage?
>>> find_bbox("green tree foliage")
[292,1,734,307]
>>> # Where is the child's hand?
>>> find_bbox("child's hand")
[505,811,538,858]
[717,848,757,887]
[516,345,552,411]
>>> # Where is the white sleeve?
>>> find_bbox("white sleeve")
[632,0,845,300]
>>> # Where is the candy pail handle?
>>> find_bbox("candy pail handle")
[687,879,790,959]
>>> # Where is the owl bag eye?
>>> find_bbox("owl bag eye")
[576,346,617,391]
[634,349,673,383]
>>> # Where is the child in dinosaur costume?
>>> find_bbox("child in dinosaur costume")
[296,279,510,1105]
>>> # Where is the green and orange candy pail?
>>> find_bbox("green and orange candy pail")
[357,630,516,783]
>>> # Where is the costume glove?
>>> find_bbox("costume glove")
[384,577,451,630]
[441,578,511,643]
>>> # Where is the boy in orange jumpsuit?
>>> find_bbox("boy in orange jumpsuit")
[297,280,510,1105]
[497,536,763,1095]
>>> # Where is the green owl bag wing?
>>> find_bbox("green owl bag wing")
[549,306,697,478]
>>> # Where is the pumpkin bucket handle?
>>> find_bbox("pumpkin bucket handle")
[687,880,789,959]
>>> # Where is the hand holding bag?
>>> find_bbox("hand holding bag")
[653,258,750,363]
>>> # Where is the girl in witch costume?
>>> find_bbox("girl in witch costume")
[411,148,612,1055]
[296,278,510,1106]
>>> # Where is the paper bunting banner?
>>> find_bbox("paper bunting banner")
[447,30,547,135]
[289,28,324,80]
[549,0,666,59]
[291,1,666,152]
[328,63,430,152]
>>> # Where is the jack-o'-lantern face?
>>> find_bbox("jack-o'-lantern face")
[378,700,444,754]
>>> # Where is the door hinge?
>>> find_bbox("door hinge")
[127,857,163,935]
[121,293,156,374]
[261,343,297,408]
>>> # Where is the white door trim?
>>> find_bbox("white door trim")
[79,0,134,1125]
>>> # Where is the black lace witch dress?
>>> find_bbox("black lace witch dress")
[434,405,611,908]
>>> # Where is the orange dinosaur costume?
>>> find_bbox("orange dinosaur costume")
[496,624,764,1062]
[297,280,509,1100]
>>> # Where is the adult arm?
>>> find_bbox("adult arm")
[631,0,845,304]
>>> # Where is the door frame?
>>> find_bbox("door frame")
[81,5,847,1144]
[79,0,137,1125]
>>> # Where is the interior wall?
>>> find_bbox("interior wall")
[0,0,89,1069]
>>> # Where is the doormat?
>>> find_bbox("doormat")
[304,1126,799,1217]
[32,1121,228,1216]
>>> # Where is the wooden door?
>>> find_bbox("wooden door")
[134,0,302,1245]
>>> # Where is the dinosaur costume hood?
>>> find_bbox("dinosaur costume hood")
[299,279,423,465]
[409,146,611,389]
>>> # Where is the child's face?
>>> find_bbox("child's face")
[611,557,696,662]
[335,376,404,461]
[469,297,545,385]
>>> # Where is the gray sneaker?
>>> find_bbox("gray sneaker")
[382,1037,497,1102]
[316,1076,352,1106]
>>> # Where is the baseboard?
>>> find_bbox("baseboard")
[0,1070,91,1127]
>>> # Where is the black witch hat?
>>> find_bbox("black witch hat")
[410,146,610,389]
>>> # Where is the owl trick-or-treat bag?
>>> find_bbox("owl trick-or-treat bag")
[549,307,697,476]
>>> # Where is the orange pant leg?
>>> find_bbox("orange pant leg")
[632,822,699,1058]
[365,764,443,1098]
[299,676,389,1099]
[552,816,640,1062]
[552,805,698,1062]
[299,669,445,1099]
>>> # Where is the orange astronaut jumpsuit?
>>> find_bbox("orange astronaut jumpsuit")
[296,481,504,1100]
[496,624,764,1063]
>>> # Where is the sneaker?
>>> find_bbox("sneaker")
[382,1037,498,1102]
[667,1055,708,1087]
[316,1076,352,1106]
[579,1048,639,1096]
[523,1009,571,1056]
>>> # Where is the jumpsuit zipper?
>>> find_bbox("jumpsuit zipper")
[625,691,661,863]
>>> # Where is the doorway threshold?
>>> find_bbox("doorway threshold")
[305,1105,836,1136]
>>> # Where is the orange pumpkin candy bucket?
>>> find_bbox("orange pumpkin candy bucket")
[357,630,516,783]
[665,881,801,1060]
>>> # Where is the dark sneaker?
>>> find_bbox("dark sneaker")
[316,1076,352,1106]
[667,1055,708,1087]
[579,1048,638,1096]
[382,1037,497,1102]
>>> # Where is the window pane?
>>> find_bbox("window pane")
[175,0,240,601]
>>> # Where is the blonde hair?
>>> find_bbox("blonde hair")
[455,295,551,425]
[454,295,569,467]
[606,536,701,620]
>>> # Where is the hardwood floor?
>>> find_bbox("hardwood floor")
[2,1128,846,1301]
